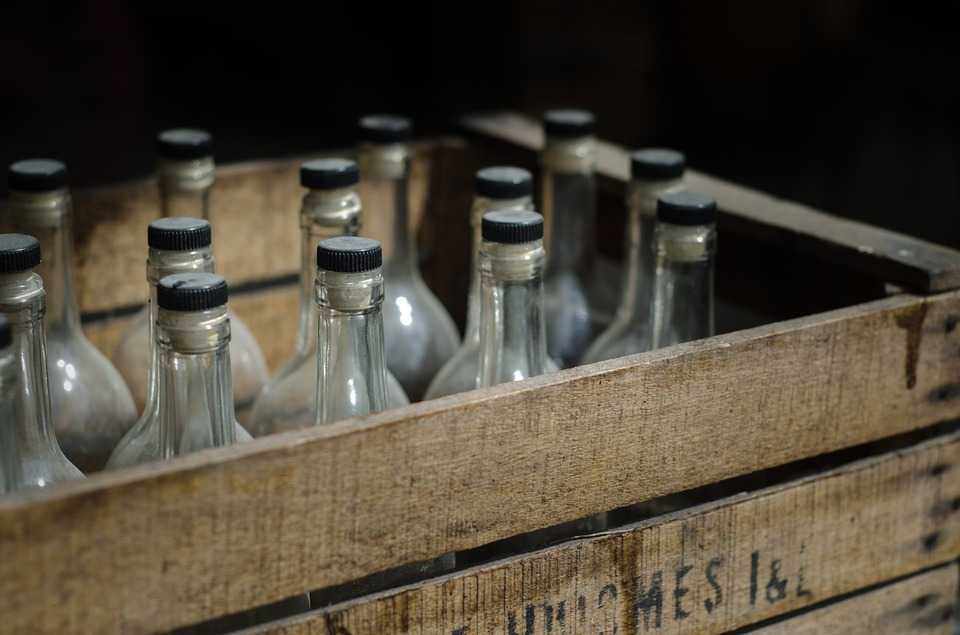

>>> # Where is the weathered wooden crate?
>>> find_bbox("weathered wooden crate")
[1,112,959,634]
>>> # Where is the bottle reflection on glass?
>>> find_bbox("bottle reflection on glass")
[250,159,407,437]
[650,191,717,349]
[6,159,136,473]
[425,166,535,400]
[357,115,459,401]
[0,234,83,494]
[582,149,687,364]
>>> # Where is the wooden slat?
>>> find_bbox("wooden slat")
[750,565,958,634]
[0,290,959,633]
[66,141,444,314]
[461,111,960,293]
[252,434,960,634]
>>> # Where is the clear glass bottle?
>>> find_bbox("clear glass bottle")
[250,159,407,437]
[313,235,453,591]
[477,210,559,387]
[112,129,268,426]
[357,115,459,401]
[424,166,535,399]
[539,109,607,368]
[109,272,250,466]
[5,159,136,473]
[650,191,717,349]
[582,149,687,363]
[0,234,83,493]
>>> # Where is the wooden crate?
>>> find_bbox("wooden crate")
[1,112,959,634]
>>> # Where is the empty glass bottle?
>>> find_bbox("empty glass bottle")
[0,234,83,493]
[313,235,453,590]
[582,149,686,363]
[478,210,558,386]
[357,115,459,400]
[250,160,407,437]
[6,159,136,472]
[650,191,717,349]
[424,166,535,399]
[112,129,268,425]
[108,272,250,467]
[540,109,604,368]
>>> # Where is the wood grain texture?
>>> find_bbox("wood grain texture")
[66,142,445,314]
[749,565,958,634]
[252,434,960,635]
[0,291,959,633]
[461,111,960,293]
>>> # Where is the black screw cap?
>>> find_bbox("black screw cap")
[656,190,717,226]
[317,236,382,273]
[482,210,544,244]
[157,273,228,311]
[0,234,41,273]
[148,217,212,251]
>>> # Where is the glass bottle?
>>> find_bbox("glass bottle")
[477,210,558,387]
[424,166,535,399]
[313,235,453,592]
[0,234,83,493]
[650,191,717,349]
[540,109,606,368]
[357,115,459,401]
[582,149,687,363]
[5,159,136,473]
[112,129,269,426]
[109,272,251,466]
[250,159,407,437]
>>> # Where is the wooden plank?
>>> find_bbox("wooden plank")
[1,291,959,633]
[65,141,446,314]
[750,565,958,634]
[461,111,960,293]
[251,434,960,634]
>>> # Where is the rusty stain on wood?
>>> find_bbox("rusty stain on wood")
[895,301,929,389]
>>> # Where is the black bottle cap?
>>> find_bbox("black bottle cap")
[543,109,595,138]
[8,159,68,192]
[358,115,413,144]
[0,234,41,273]
[157,273,228,311]
[0,317,10,349]
[631,149,686,180]
[156,129,213,160]
[482,210,544,244]
[316,236,382,273]
[475,166,533,200]
[301,158,360,190]
[656,190,717,226]
[148,217,212,251]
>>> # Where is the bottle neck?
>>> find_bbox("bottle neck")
[0,272,62,477]
[314,269,388,423]
[359,144,414,266]
[465,195,534,341]
[156,305,237,458]
[651,222,717,349]
[619,177,685,322]
[7,190,81,334]
[296,190,362,355]
[541,136,597,274]
[478,240,548,386]
[143,248,216,416]
[157,157,215,220]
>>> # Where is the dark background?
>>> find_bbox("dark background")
[1,1,957,247]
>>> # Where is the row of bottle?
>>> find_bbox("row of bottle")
[0,110,716,487]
